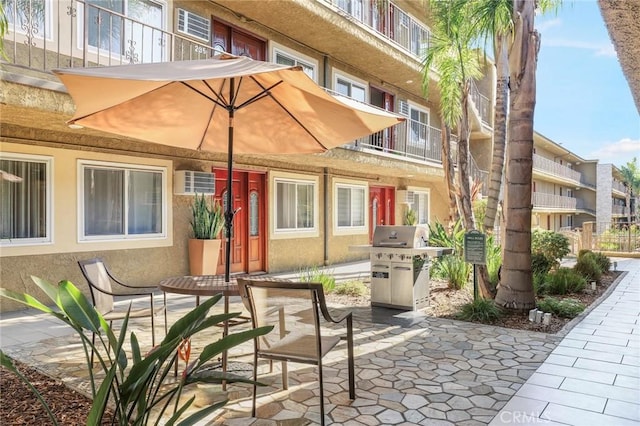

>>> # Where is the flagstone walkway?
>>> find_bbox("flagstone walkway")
[1,258,638,425]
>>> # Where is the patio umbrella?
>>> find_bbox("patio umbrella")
[53,54,404,282]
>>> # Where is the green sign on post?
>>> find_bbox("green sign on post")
[464,230,486,301]
[464,230,486,265]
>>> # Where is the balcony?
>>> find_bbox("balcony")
[353,118,445,163]
[532,192,577,211]
[612,205,627,216]
[470,80,492,129]
[2,0,217,74]
[612,180,627,194]
[533,154,594,188]
[319,0,431,59]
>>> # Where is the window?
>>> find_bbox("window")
[275,178,315,232]
[177,8,210,42]
[336,184,366,228]
[410,191,430,225]
[80,161,165,240]
[274,50,316,81]
[335,73,367,102]
[0,154,52,246]
[4,0,52,40]
[84,0,166,63]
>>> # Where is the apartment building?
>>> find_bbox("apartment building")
[596,163,630,230]
[532,132,597,231]
[0,0,494,311]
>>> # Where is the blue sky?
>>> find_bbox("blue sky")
[535,0,640,168]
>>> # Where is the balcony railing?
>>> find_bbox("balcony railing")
[470,80,491,128]
[2,0,216,72]
[319,0,431,59]
[533,154,585,184]
[612,205,627,216]
[532,192,577,210]
[353,118,443,163]
[612,180,627,194]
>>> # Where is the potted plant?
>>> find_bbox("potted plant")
[188,193,224,275]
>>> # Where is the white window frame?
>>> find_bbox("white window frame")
[333,180,368,235]
[78,160,167,242]
[0,153,53,247]
[271,172,319,239]
[405,101,430,147]
[4,0,54,42]
[176,7,210,42]
[408,188,430,225]
[270,42,318,82]
[333,69,368,102]
[77,0,168,62]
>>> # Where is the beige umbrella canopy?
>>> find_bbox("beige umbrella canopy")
[54,54,404,281]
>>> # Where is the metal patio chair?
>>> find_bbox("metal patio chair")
[78,258,167,362]
[237,278,355,425]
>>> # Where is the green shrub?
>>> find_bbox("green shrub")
[485,235,502,288]
[457,298,503,323]
[574,253,602,282]
[593,252,611,274]
[428,219,465,255]
[533,271,547,295]
[544,267,586,294]
[537,297,585,318]
[532,253,554,276]
[432,254,471,290]
[531,229,570,270]
[299,265,336,292]
[333,280,368,297]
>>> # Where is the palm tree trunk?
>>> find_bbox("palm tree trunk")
[441,124,458,225]
[483,35,509,233]
[495,0,538,311]
[457,84,475,231]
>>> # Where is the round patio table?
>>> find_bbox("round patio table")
[158,275,247,389]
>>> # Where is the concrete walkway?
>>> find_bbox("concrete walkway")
[490,257,640,425]
[0,259,638,425]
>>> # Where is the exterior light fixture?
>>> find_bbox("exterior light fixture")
[68,123,84,129]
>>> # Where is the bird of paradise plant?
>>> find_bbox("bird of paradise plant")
[0,276,272,425]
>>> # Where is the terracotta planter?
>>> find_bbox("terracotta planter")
[188,239,222,275]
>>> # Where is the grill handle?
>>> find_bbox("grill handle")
[375,242,408,247]
[393,266,411,271]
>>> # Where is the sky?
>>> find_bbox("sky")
[534,0,640,169]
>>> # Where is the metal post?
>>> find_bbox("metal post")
[473,264,478,301]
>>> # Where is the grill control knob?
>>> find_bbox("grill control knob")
[387,253,394,260]
[376,253,383,259]
[400,254,406,260]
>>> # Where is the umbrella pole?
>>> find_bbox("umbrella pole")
[224,80,235,284]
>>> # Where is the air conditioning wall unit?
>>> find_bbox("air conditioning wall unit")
[174,170,215,195]
[396,190,415,204]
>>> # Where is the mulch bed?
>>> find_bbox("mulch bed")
[0,360,114,425]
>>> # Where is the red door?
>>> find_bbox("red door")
[212,19,266,60]
[369,186,395,242]
[213,169,266,275]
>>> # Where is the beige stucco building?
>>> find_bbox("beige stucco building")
[1,0,495,312]
[1,0,634,313]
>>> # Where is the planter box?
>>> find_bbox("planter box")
[188,239,222,275]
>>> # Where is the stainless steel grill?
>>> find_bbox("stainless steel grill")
[368,225,451,310]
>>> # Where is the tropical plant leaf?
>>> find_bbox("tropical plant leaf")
[163,294,221,343]
[57,280,101,332]
[194,326,272,368]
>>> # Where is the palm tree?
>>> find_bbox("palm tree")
[493,0,540,311]
[423,0,492,299]
[422,0,482,230]
[467,0,514,234]
[620,157,640,224]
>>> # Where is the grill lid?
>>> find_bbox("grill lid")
[372,225,429,248]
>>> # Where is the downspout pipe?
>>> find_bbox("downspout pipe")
[323,55,330,266]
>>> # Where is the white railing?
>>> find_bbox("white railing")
[319,0,431,59]
[470,80,491,128]
[2,0,216,72]
[533,154,583,183]
[532,192,577,210]
[612,180,627,194]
